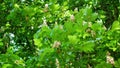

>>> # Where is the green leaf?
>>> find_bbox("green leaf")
[51,25,65,41]
[75,10,83,23]
[81,41,95,52]
[100,15,106,19]
[95,61,112,68]
[112,21,120,31]
[2,64,12,68]
[64,22,75,34]
[22,6,36,17]
[68,35,79,44]
[39,47,54,62]
[0,39,3,47]
[91,13,98,21]
[92,23,101,31]
[0,42,3,47]
[115,59,120,68]
[49,0,57,3]
[34,38,42,47]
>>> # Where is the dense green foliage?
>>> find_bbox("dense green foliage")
[0,0,120,68]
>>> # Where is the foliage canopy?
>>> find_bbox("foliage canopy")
[0,0,120,68]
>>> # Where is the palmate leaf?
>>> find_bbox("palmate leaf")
[68,35,79,44]
[80,41,95,53]
[38,47,54,63]
[92,22,102,31]
[64,22,75,34]
[50,24,65,41]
